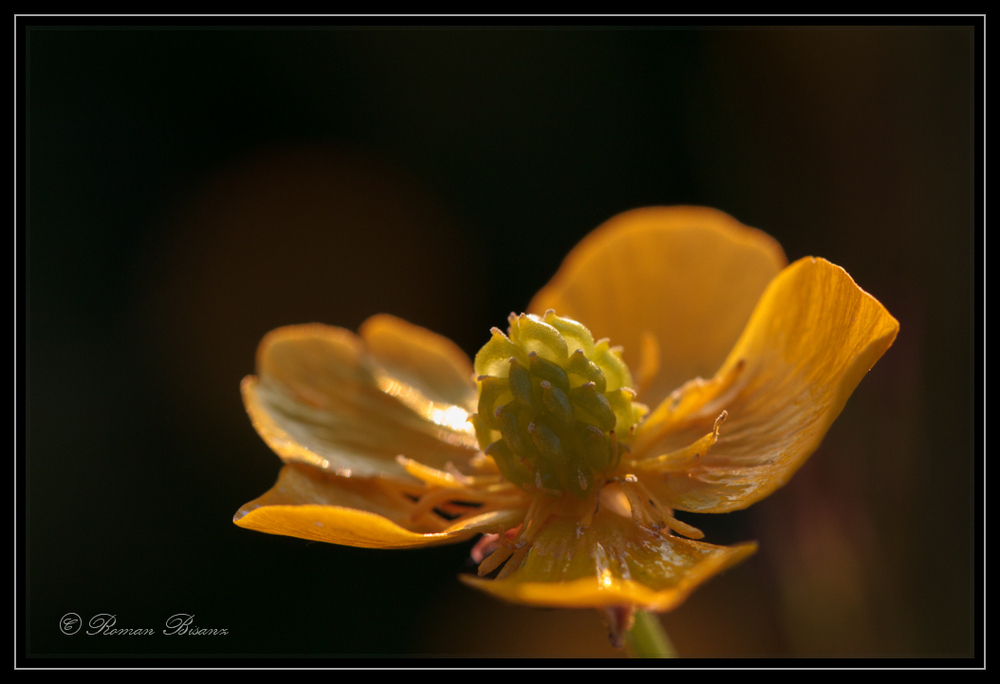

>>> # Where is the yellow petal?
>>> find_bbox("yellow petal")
[235,463,524,549]
[529,207,786,407]
[460,508,756,611]
[244,323,478,482]
[359,314,477,409]
[640,257,899,513]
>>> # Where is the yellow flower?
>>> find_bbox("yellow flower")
[235,206,898,625]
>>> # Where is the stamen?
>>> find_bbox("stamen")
[632,478,671,523]
[396,495,455,532]
[621,479,663,533]
[399,455,507,489]
[444,461,473,485]
[621,476,706,540]
[474,493,554,578]
[632,478,704,539]
[663,515,705,540]
[408,487,468,522]
[396,455,460,488]
[496,545,530,580]
[636,359,744,446]
[470,534,497,563]
[577,479,603,530]
[523,494,556,541]
[379,478,432,513]
[470,524,523,563]
[714,410,728,431]
[629,410,727,474]
[473,524,524,577]
[402,459,528,528]
[477,545,514,577]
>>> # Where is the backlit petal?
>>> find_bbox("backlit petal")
[244,324,478,482]
[638,257,899,513]
[461,508,756,611]
[235,463,524,549]
[360,314,477,409]
[529,207,786,407]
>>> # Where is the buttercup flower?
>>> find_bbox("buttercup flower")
[235,207,898,641]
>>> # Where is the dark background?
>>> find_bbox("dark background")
[24,22,978,659]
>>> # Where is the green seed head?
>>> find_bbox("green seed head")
[471,311,647,498]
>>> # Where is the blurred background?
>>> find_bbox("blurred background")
[24,23,977,659]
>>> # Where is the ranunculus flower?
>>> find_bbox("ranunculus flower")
[235,206,898,642]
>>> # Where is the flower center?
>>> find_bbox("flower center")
[471,310,646,498]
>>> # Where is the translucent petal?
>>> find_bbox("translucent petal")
[235,463,524,549]
[529,207,786,407]
[460,507,756,611]
[359,314,477,409]
[638,257,899,513]
[244,323,479,482]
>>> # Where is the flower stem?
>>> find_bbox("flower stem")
[625,610,677,657]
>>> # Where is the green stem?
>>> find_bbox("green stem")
[625,610,677,658]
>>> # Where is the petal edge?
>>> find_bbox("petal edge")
[643,257,899,513]
[235,463,523,549]
[461,508,757,611]
[245,323,478,481]
[529,206,787,407]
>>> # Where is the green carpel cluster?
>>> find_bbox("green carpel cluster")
[471,311,647,498]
